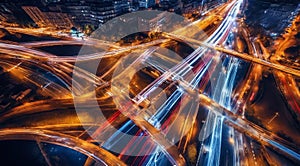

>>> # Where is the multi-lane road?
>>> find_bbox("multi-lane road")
[0,0,299,165]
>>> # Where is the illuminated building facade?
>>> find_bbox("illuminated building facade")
[64,0,129,28]
[159,0,181,12]
[138,0,156,8]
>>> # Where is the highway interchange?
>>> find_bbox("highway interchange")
[0,0,299,165]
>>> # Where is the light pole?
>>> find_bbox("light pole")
[267,112,279,125]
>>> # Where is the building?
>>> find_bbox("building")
[159,0,182,12]
[139,0,155,9]
[89,0,129,25]
[138,11,171,32]
[63,0,129,28]
[63,0,92,27]
[42,0,62,3]
[128,0,139,11]
[43,12,73,29]
[200,0,225,12]
[181,0,196,14]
